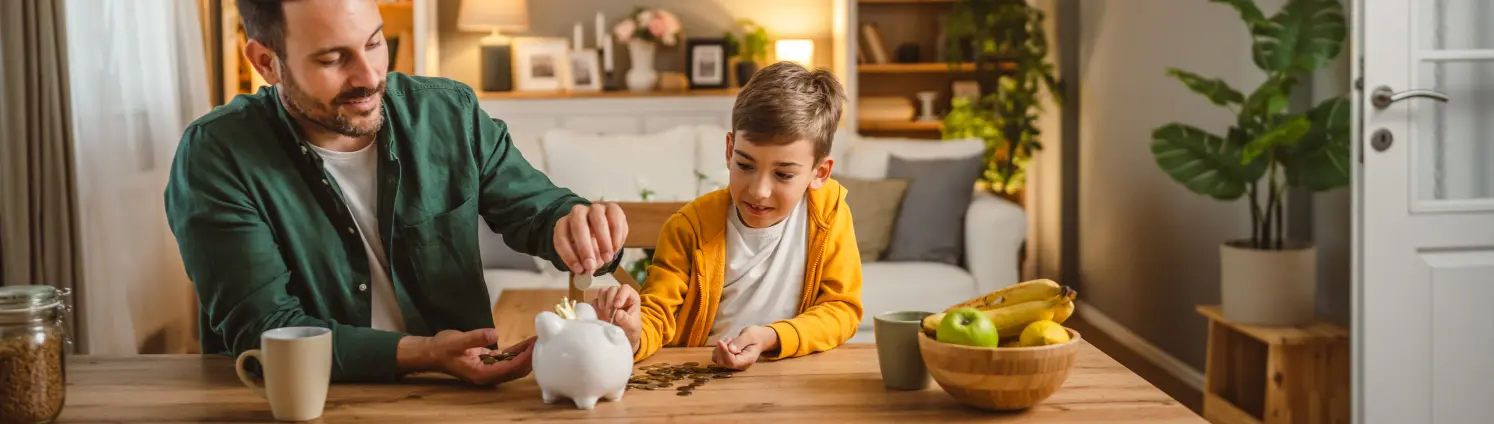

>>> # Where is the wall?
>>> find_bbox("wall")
[1075,0,1289,372]
[438,0,835,90]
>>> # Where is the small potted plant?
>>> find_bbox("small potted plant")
[723,19,769,87]
[613,7,682,92]
[1149,0,1347,325]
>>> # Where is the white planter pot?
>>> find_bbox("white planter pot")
[625,40,657,92]
[1219,239,1316,326]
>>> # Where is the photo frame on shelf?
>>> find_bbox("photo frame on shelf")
[512,37,571,92]
[685,38,728,89]
[569,49,603,92]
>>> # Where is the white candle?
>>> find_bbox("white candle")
[596,12,606,48]
[573,23,584,50]
[603,34,614,72]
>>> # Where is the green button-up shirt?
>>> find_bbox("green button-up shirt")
[165,73,615,382]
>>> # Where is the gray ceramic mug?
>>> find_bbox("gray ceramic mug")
[874,310,934,390]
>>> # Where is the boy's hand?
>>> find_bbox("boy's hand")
[555,203,628,275]
[591,285,642,353]
[712,326,779,370]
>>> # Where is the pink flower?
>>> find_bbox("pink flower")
[614,19,636,42]
[648,16,667,40]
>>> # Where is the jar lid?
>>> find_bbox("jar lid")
[0,285,64,312]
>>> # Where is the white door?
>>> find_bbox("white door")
[1359,0,1494,423]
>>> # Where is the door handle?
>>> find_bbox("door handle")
[1372,86,1450,109]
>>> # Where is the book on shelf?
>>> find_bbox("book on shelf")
[860,23,890,64]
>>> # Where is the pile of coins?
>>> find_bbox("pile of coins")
[477,351,518,365]
[627,362,739,396]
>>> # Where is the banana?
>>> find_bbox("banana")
[943,279,1063,312]
[1052,299,1076,324]
[986,288,1081,337]
[923,286,1078,337]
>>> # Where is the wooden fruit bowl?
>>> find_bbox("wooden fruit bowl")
[917,328,1082,411]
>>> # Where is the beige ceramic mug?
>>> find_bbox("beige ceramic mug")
[235,326,333,421]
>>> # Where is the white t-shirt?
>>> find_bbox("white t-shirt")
[310,142,406,333]
[708,195,809,343]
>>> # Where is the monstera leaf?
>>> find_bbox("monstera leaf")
[1167,68,1244,106]
[1281,97,1351,190]
[1151,124,1261,200]
[1252,0,1347,73]
[1242,115,1311,164]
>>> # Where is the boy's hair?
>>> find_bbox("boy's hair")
[731,61,847,161]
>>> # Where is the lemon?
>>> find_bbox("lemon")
[1019,320,1070,346]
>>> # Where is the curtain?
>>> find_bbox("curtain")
[0,0,84,348]
[63,0,210,354]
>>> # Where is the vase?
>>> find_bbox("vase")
[735,61,758,87]
[1219,239,1317,325]
[626,39,657,92]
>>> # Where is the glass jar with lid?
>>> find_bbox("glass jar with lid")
[0,285,70,424]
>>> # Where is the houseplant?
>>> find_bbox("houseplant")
[1149,0,1348,325]
[940,0,1062,199]
[723,19,769,87]
[614,8,682,92]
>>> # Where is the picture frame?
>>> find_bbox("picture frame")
[568,49,603,92]
[512,37,571,92]
[685,38,728,89]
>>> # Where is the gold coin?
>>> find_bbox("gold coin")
[713,373,731,379]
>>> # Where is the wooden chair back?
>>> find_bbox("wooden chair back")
[569,201,687,301]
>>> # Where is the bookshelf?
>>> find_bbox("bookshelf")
[850,0,967,139]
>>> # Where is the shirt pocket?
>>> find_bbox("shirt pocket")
[400,195,482,290]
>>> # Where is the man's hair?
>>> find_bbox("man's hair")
[237,0,287,53]
[731,61,847,160]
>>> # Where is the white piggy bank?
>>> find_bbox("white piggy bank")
[533,302,634,410]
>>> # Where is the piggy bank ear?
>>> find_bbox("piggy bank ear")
[574,302,598,321]
[604,324,628,346]
[535,311,565,341]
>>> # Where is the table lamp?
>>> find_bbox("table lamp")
[459,0,528,92]
[775,39,814,69]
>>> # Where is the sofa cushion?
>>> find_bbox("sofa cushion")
[840,137,984,180]
[837,176,910,262]
[541,126,698,201]
[858,261,978,323]
[882,153,983,265]
[693,125,730,196]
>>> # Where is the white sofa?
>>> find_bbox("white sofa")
[480,124,1027,343]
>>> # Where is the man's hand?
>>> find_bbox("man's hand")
[554,203,628,275]
[590,285,642,353]
[712,325,779,370]
[398,329,536,385]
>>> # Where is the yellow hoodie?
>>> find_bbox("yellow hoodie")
[633,178,864,362]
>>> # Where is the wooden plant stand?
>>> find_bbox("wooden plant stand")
[1196,305,1350,424]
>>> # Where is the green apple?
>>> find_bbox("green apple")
[936,307,1000,347]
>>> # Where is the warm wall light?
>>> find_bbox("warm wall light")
[775,39,814,68]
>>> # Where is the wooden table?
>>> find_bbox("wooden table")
[57,343,1203,423]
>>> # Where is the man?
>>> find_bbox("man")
[164,0,626,384]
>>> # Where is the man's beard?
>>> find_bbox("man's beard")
[279,67,386,138]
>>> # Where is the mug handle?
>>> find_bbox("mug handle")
[235,349,267,399]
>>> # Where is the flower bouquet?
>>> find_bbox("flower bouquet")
[613,8,682,47]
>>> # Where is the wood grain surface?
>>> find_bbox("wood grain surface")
[56,342,1203,423]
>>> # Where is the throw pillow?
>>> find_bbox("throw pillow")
[476,226,541,272]
[882,153,983,266]
[837,177,911,262]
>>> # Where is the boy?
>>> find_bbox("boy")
[590,62,863,370]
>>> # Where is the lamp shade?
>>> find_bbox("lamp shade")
[775,39,814,68]
[458,0,529,33]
